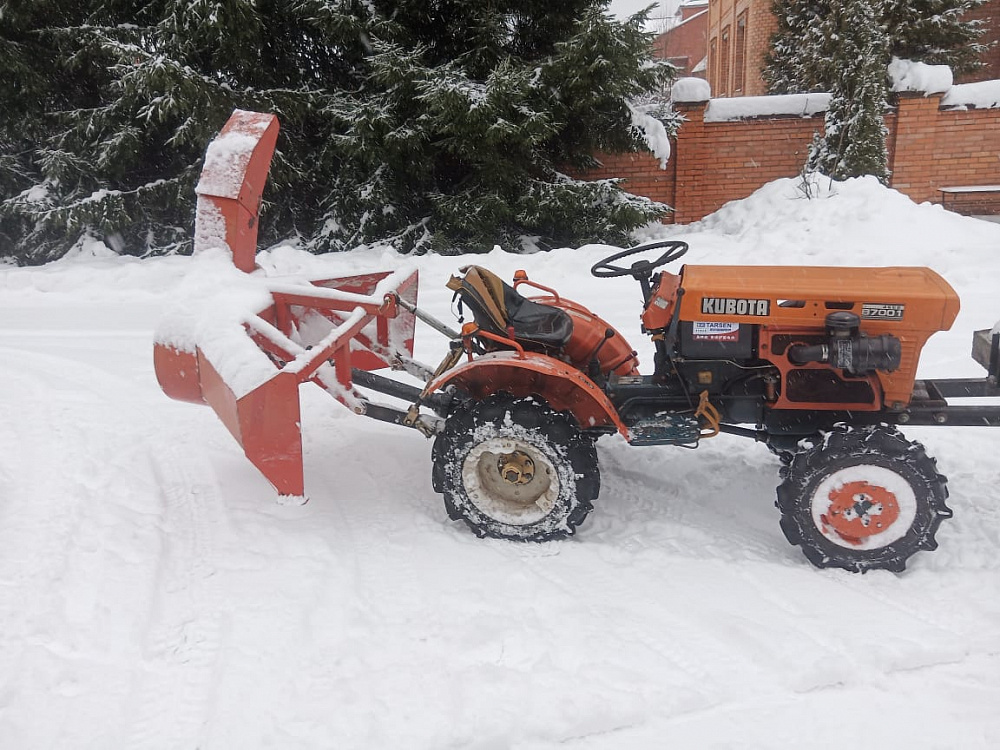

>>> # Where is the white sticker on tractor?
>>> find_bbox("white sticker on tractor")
[692,321,741,341]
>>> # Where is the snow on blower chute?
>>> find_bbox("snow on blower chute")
[154,110,1000,573]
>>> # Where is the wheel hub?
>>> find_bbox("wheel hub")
[497,451,535,485]
[462,437,558,525]
[822,480,901,546]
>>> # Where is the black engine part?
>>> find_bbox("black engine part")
[788,312,901,375]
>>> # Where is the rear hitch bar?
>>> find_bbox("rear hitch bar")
[351,368,454,416]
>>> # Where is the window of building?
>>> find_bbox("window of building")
[734,13,747,95]
[720,25,731,97]
[709,37,717,95]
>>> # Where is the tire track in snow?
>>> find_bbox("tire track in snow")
[595,442,783,563]
[0,363,95,691]
[0,352,147,645]
[497,541,757,694]
[0,349,176,746]
[319,426,429,624]
[123,444,228,750]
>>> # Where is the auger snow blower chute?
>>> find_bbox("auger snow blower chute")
[155,110,1000,573]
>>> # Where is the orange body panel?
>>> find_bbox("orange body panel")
[429,352,629,436]
[643,265,960,408]
[528,294,640,377]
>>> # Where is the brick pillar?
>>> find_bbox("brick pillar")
[889,92,945,206]
[672,100,708,224]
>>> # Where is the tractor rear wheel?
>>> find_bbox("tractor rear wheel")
[432,395,599,541]
[776,426,952,573]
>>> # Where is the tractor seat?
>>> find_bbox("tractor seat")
[446,266,574,349]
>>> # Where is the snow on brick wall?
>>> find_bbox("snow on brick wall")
[576,84,1000,223]
[941,80,1000,110]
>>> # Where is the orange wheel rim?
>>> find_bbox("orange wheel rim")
[821,481,900,546]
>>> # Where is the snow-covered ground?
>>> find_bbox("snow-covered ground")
[2,177,999,748]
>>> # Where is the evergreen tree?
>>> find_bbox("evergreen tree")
[885,0,990,76]
[763,1,836,94]
[808,0,890,183]
[765,0,987,94]
[0,0,101,255]
[316,1,675,253]
[1,0,373,262]
[1,0,675,262]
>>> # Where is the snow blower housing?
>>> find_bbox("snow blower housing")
[155,110,1000,573]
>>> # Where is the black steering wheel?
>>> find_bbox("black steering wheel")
[590,240,688,279]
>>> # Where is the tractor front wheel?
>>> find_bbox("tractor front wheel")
[776,426,952,573]
[432,395,599,541]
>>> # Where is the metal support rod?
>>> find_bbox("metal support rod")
[390,293,461,340]
[360,402,443,436]
[351,369,453,415]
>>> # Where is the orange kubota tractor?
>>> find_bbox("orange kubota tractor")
[155,111,1000,573]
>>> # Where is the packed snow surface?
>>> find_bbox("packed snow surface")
[2,177,1000,748]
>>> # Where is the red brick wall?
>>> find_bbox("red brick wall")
[579,92,1000,223]
[585,151,677,214]
[745,1,777,95]
[891,94,1000,204]
[670,101,822,222]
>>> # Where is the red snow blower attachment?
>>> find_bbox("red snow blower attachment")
[153,110,424,501]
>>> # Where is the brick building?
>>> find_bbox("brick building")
[702,0,1000,97]
[704,0,776,97]
[652,1,709,79]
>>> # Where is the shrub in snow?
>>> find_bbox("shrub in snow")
[324,4,678,254]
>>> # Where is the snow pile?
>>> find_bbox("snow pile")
[2,178,1000,748]
[888,57,953,95]
[670,76,711,103]
[704,92,831,122]
[942,79,1000,110]
[674,175,1000,273]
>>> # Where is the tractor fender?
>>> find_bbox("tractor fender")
[429,351,628,436]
